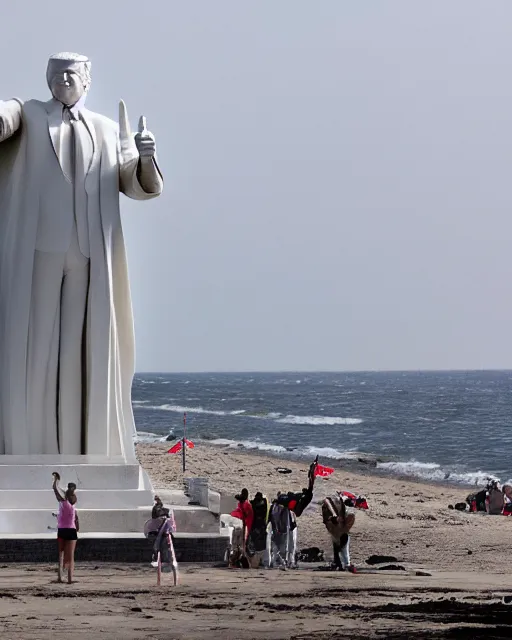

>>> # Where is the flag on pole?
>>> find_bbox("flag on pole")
[314,463,334,477]
[168,441,182,454]
[167,439,195,454]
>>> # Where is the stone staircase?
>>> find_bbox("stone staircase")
[0,455,230,561]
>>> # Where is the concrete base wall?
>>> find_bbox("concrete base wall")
[0,533,230,563]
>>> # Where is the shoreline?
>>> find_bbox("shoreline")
[135,435,494,493]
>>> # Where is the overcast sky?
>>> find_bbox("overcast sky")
[2,1,512,372]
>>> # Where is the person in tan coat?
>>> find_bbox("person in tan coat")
[322,493,356,573]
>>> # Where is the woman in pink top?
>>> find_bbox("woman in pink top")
[52,472,80,584]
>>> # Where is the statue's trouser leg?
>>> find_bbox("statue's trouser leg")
[27,251,65,454]
[58,229,90,455]
[27,228,89,455]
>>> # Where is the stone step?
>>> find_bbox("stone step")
[155,488,200,507]
[0,489,154,509]
[0,505,220,534]
[0,464,143,490]
[0,455,128,465]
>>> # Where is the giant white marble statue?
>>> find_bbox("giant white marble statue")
[0,52,163,459]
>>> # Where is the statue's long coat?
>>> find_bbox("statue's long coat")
[0,98,162,458]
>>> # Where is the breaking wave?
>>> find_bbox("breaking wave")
[276,415,363,426]
[377,461,500,486]
[141,404,247,417]
[133,431,169,444]
[206,438,287,454]
[205,438,361,460]
[136,403,362,426]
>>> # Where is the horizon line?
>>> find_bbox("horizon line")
[134,367,512,375]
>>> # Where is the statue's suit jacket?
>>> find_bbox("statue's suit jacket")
[0,98,163,457]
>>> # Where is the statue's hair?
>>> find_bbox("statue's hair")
[49,52,89,63]
[47,51,92,91]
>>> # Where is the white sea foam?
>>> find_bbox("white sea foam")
[276,415,363,426]
[377,461,500,486]
[205,438,360,460]
[133,431,167,444]
[207,438,287,454]
[143,404,247,417]
[303,446,360,460]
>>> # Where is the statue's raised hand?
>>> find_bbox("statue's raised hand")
[118,100,156,158]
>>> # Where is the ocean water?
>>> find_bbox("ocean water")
[132,370,512,487]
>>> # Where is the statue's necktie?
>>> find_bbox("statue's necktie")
[65,108,90,258]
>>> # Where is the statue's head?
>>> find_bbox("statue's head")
[46,52,91,107]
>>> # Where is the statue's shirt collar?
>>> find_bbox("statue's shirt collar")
[48,97,86,121]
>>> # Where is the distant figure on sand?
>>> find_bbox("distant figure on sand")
[52,472,79,583]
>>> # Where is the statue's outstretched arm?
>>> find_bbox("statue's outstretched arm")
[117,100,163,200]
[0,98,23,143]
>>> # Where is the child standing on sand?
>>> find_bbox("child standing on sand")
[52,472,79,584]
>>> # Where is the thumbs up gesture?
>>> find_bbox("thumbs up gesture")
[135,114,156,158]
[119,100,156,159]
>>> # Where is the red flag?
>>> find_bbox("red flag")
[167,441,183,454]
[167,439,194,454]
[314,463,334,477]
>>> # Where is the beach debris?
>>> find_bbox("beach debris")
[366,555,398,565]
[378,564,406,571]
[418,514,437,521]
[297,547,324,562]
[415,570,432,577]
[276,467,292,474]
[339,491,369,510]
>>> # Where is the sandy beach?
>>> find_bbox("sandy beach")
[137,442,512,574]
[2,442,512,639]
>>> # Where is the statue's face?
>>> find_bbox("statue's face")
[49,70,85,107]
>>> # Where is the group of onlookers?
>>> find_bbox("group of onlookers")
[228,459,360,572]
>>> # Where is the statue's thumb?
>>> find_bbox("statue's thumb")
[118,100,132,150]
[138,115,147,135]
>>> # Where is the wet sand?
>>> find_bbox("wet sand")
[1,564,511,639]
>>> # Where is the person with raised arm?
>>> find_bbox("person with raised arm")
[52,472,80,583]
